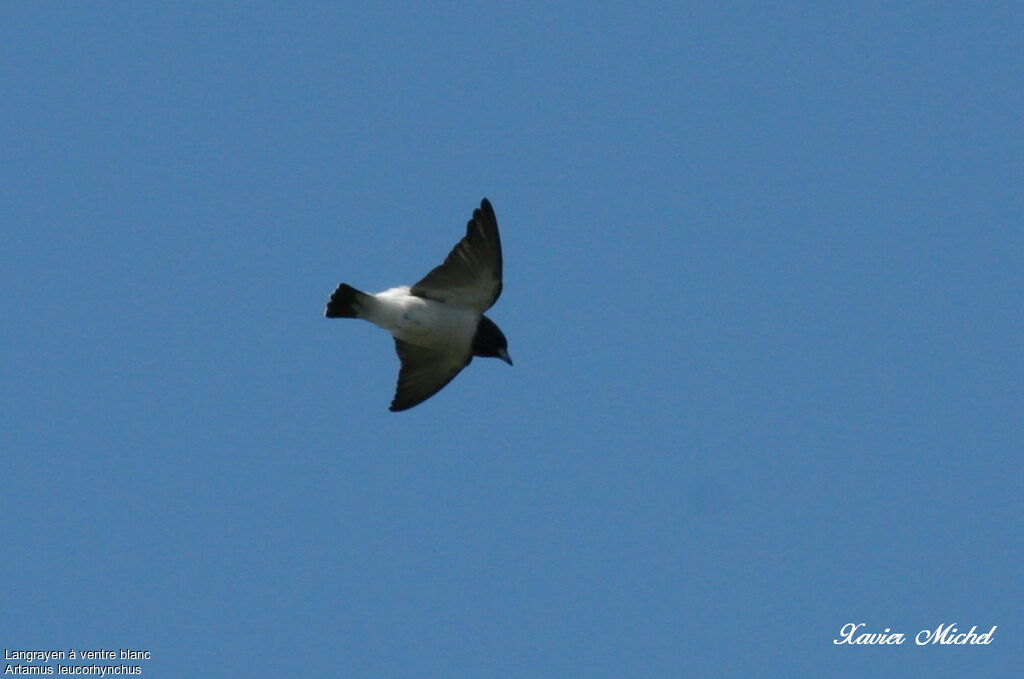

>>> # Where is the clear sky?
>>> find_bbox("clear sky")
[3,3,1021,677]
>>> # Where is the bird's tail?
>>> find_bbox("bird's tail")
[325,283,371,318]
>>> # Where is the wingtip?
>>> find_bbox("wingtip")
[472,198,497,232]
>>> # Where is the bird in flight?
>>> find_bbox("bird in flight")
[325,198,512,411]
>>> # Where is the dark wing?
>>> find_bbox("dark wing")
[410,198,503,312]
[389,339,472,412]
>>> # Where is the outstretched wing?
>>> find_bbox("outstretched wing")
[389,339,472,412]
[410,198,503,312]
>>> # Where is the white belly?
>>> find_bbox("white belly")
[366,287,478,351]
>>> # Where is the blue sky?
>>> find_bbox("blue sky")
[3,2,1021,677]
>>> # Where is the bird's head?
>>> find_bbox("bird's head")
[472,316,512,365]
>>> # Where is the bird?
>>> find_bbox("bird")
[325,198,512,411]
